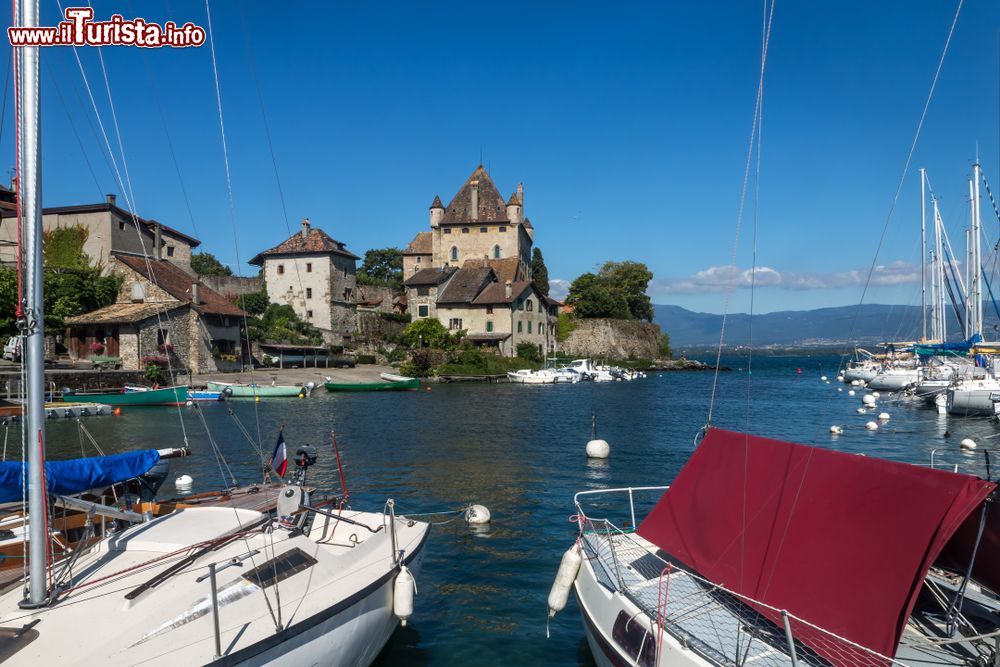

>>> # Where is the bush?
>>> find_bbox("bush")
[399,349,437,377]
[556,313,577,343]
[356,354,376,365]
[658,333,671,359]
[386,346,406,364]
[144,364,162,383]
[379,312,411,324]
[402,318,453,349]
[328,344,344,355]
[516,342,542,363]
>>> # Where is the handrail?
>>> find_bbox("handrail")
[574,485,669,529]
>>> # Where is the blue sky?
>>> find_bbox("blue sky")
[5,0,1000,314]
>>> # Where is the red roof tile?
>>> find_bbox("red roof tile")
[114,254,245,317]
[248,227,360,265]
[404,231,432,255]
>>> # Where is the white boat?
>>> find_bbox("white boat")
[507,368,557,384]
[867,365,920,391]
[947,375,1000,416]
[564,359,615,382]
[0,14,428,665]
[380,372,417,383]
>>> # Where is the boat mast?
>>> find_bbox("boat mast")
[920,168,927,341]
[16,0,49,608]
[972,161,982,339]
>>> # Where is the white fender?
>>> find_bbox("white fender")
[393,565,416,626]
[548,543,582,619]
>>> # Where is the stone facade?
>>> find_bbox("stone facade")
[560,318,662,360]
[0,195,199,271]
[249,219,359,345]
[200,275,263,300]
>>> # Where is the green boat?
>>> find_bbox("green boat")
[324,373,420,392]
[62,385,189,406]
[205,381,313,398]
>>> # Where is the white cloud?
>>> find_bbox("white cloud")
[549,278,571,301]
[650,261,919,295]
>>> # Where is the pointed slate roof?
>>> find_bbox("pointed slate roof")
[506,191,521,206]
[248,227,360,265]
[441,165,509,226]
[523,217,533,229]
[429,195,444,209]
[403,231,432,255]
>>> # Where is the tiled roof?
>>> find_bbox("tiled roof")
[403,231,432,255]
[506,191,521,206]
[430,195,444,209]
[441,165,509,226]
[461,257,521,284]
[523,217,533,229]
[471,280,533,305]
[436,267,495,304]
[0,202,201,247]
[248,227,360,265]
[114,254,245,317]
[403,267,456,287]
[64,301,183,325]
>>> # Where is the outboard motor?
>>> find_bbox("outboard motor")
[291,445,318,486]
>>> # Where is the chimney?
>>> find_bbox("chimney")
[470,180,479,222]
[191,282,200,305]
[154,222,162,260]
[301,218,311,239]
[505,280,512,299]
[106,193,116,206]
[517,182,523,208]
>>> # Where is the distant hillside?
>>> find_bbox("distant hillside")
[653,303,982,347]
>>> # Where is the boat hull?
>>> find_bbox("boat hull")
[324,379,420,392]
[62,385,188,406]
[206,381,307,398]
[947,388,998,416]
[867,371,918,391]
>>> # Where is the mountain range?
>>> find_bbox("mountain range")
[654,303,997,348]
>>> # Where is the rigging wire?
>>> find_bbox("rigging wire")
[45,63,103,196]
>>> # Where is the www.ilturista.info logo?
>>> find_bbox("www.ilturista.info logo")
[8,7,206,48]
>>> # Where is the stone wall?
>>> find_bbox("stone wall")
[356,285,397,313]
[200,275,262,299]
[1,370,152,396]
[560,318,661,360]
[356,310,408,344]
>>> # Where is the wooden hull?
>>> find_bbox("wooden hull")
[324,379,420,392]
[62,385,188,406]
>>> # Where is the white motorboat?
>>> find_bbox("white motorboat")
[867,365,920,391]
[947,375,1000,416]
[507,369,558,384]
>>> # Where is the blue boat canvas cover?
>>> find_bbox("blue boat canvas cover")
[0,449,161,502]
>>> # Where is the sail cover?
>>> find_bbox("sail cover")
[0,450,161,503]
[636,428,996,660]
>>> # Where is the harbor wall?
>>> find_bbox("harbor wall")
[560,318,661,360]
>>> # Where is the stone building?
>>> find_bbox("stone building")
[64,253,245,373]
[401,165,556,356]
[249,219,359,344]
[0,194,200,271]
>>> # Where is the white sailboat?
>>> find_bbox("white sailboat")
[0,7,428,664]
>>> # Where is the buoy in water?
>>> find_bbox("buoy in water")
[862,395,876,406]
[830,425,843,435]
[548,544,583,621]
[878,412,890,421]
[175,474,193,491]
[865,421,879,431]
[851,380,862,387]
[837,375,845,383]
[872,392,881,399]
[393,565,416,626]
[113,407,122,416]
[586,439,610,458]
[856,408,866,414]
[960,438,977,450]
[465,504,491,525]
[820,375,828,382]
[837,387,843,392]
[848,390,856,396]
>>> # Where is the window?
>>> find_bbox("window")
[449,318,463,330]
[417,286,430,297]
[306,310,313,319]
[493,245,501,259]
[527,321,532,334]
[611,611,655,667]
[486,320,493,332]
[539,322,545,334]
[451,246,458,262]
[156,328,169,348]
[499,226,507,232]
[118,220,125,231]
[486,305,493,314]
[444,228,452,234]
[527,300,533,312]
[517,321,522,333]
[243,548,318,590]
[416,256,421,263]
[517,300,524,311]
[306,262,312,273]
[277,264,285,275]
[479,227,488,233]
[306,288,312,299]
[344,288,353,301]
[462,227,470,234]
[417,305,429,317]
[166,246,174,257]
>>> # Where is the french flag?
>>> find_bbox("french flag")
[271,432,288,477]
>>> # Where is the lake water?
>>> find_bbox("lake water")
[23,355,999,665]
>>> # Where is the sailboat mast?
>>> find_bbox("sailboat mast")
[972,162,982,339]
[16,0,49,608]
[920,168,927,341]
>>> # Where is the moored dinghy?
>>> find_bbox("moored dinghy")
[63,385,189,406]
[206,380,314,398]
[323,373,420,391]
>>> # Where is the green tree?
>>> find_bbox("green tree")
[237,287,269,316]
[530,247,550,297]
[191,252,233,276]
[659,332,671,359]
[357,247,403,289]
[516,342,542,363]
[401,318,452,349]
[565,261,653,321]
[599,261,653,321]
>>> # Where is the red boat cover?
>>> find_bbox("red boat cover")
[636,428,996,660]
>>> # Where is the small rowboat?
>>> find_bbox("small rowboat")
[324,373,420,392]
[205,380,313,398]
[187,389,226,402]
[63,385,189,406]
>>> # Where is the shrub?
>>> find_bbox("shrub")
[356,354,376,365]
[556,313,577,342]
[402,318,453,349]
[658,333,671,359]
[399,349,437,377]
[379,312,411,324]
[144,364,162,383]
[516,342,542,363]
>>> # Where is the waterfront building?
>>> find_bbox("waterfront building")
[248,218,360,344]
[64,253,245,373]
